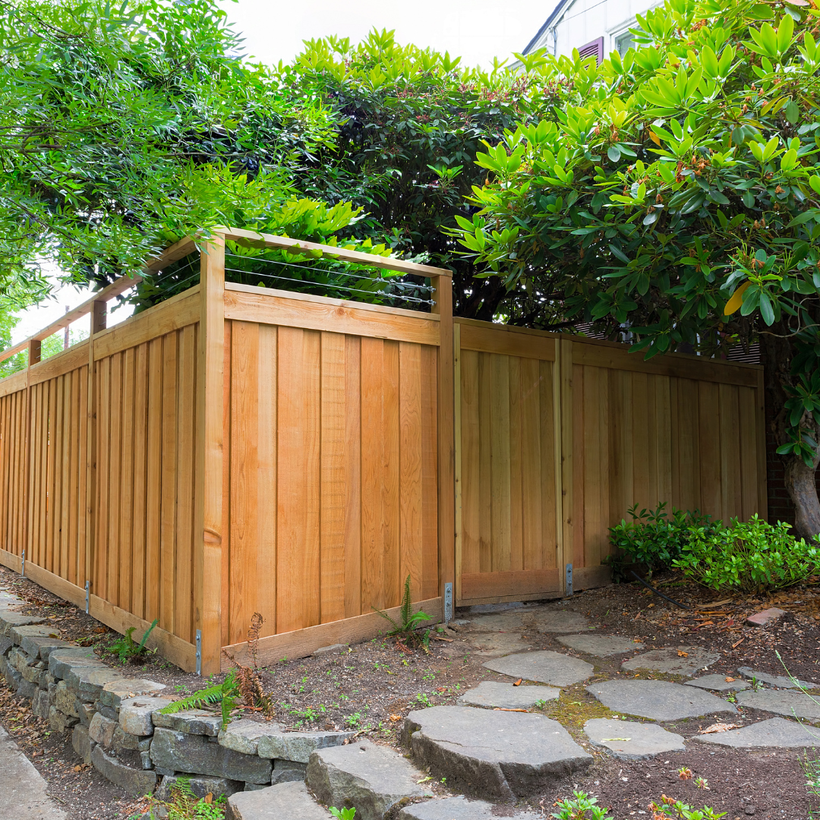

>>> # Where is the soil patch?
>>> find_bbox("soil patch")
[2,565,819,819]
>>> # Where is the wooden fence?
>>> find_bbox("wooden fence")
[0,229,766,673]
[453,321,767,607]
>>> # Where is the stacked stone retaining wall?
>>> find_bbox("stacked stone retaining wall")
[0,596,352,801]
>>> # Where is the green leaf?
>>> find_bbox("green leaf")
[759,291,775,325]
[607,145,621,162]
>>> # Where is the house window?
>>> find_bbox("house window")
[577,36,604,65]
[615,30,636,56]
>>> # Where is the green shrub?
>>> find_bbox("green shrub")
[608,503,717,574]
[674,515,820,594]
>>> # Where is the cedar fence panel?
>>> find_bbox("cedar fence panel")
[0,230,767,675]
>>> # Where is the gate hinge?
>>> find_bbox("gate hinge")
[565,563,573,596]
[196,630,202,676]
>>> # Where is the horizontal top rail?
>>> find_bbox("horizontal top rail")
[0,228,451,369]
[220,227,453,279]
[0,236,196,365]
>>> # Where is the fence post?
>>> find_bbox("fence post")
[85,301,106,605]
[432,273,455,617]
[195,234,225,675]
[557,338,575,593]
[23,339,40,570]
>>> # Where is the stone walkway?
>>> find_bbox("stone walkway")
[225,603,820,819]
[0,726,67,819]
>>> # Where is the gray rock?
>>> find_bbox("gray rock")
[621,647,720,676]
[738,667,819,690]
[65,667,128,702]
[150,727,272,784]
[398,796,541,820]
[20,660,45,685]
[530,609,593,633]
[271,760,307,785]
[120,697,172,736]
[463,633,532,658]
[78,702,96,727]
[20,634,73,661]
[91,745,158,797]
[48,705,78,733]
[257,729,354,763]
[685,675,751,693]
[0,635,12,655]
[16,677,38,700]
[8,623,58,645]
[584,718,686,759]
[55,681,80,718]
[72,724,95,765]
[218,719,273,755]
[152,709,222,737]
[32,689,50,719]
[156,775,242,801]
[89,712,117,747]
[586,680,736,722]
[112,726,148,753]
[557,634,644,657]
[0,612,45,636]
[483,650,594,687]
[99,679,166,710]
[48,647,105,680]
[97,704,119,722]
[306,739,424,820]
[693,717,820,748]
[736,689,820,721]
[457,681,558,709]
[227,781,331,820]
[312,644,347,657]
[402,705,592,802]
[140,751,153,770]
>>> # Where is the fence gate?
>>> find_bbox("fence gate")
[454,320,564,606]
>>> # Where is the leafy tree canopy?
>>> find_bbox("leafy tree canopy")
[0,0,365,299]
[452,0,820,537]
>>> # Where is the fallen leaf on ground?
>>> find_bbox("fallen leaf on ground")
[389,714,402,722]
[513,678,522,686]
[725,677,736,682]
[677,651,689,657]
[699,723,739,734]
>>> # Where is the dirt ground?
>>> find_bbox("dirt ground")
[1,564,818,819]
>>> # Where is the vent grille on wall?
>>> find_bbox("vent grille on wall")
[577,36,604,65]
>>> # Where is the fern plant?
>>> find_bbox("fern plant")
[374,575,430,648]
[159,671,240,730]
[109,618,158,663]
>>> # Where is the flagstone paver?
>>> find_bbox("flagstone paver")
[684,674,751,693]
[457,681,559,709]
[398,795,542,820]
[557,634,644,657]
[530,609,594,633]
[736,689,820,721]
[692,717,820,748]
[403,705,592,802]
[464,632,532,658]
[305,739,425,820]
[587,680,736,721]
[737,667,819,690]
[621,647,720,676]
[483,650,594,687]
[584,718,686,759]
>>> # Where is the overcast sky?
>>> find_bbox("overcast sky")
[13,1,549,343]
[220,0,549,69]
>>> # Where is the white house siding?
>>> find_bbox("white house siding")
[527,0,662,61]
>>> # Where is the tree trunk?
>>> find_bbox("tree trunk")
[784,455,820,540]
[760,326,820,540]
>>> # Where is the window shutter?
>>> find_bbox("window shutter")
[577,36,604,65]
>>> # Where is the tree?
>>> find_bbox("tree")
[0,0,360,297]
[453,0,820,538]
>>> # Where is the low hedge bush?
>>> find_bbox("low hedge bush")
[609,505,820,594]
